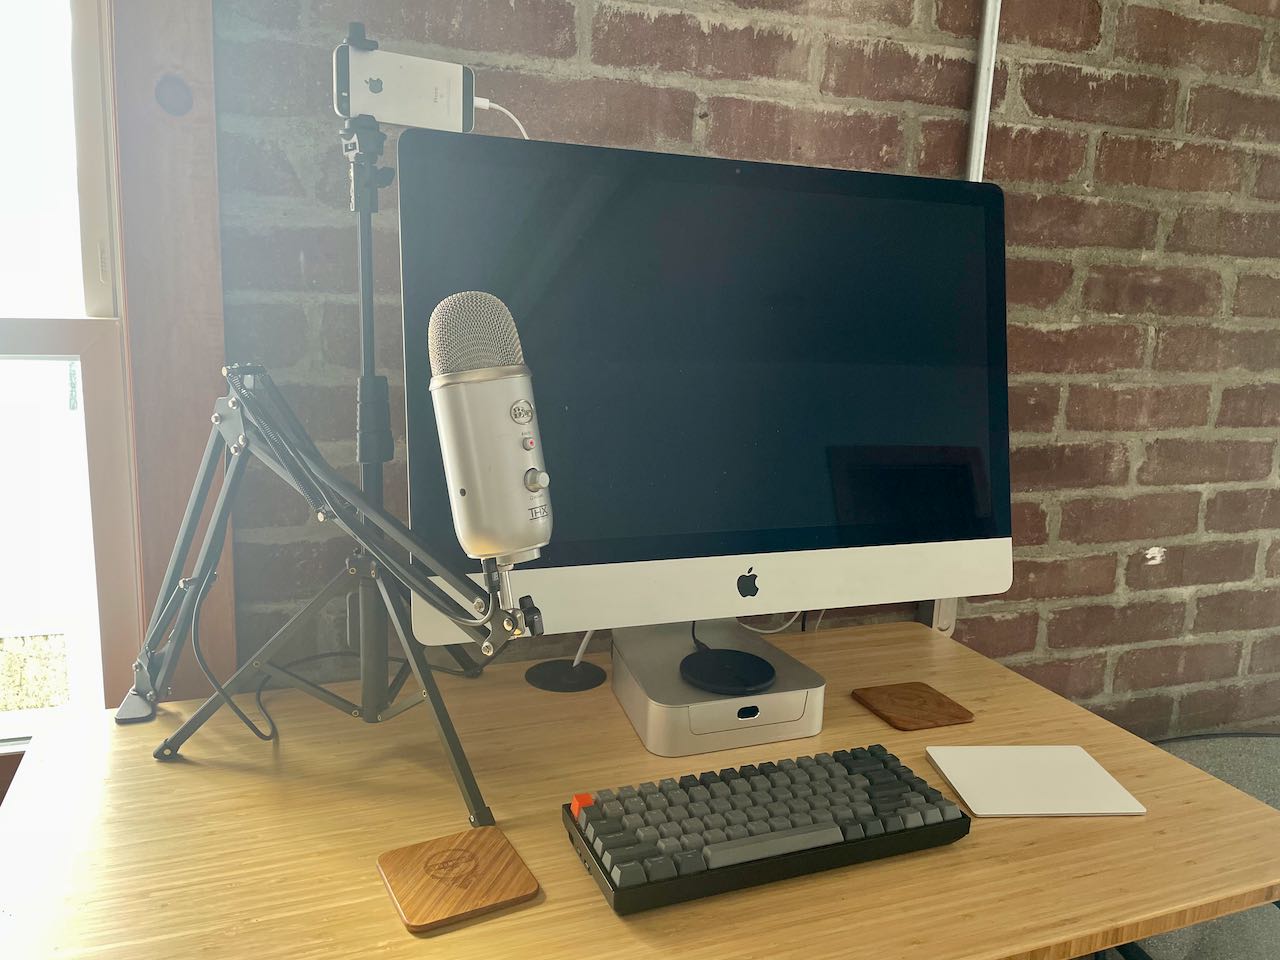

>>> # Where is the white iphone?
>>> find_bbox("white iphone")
[334,43,474,132]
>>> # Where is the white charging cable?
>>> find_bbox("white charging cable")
[474,97,529,140]
[571,630,594,667]
[737,610,802,635]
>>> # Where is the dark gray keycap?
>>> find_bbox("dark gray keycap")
[645,793,669,811]
[688,801,710,819]
[725,810,748,827]
[704,813,727,831]
[622,813,645,832]
[729,779,752,796]
[702,821,843,869]
[810,809,835,824]
[588,818,626,844]
[850,774,871,789]
[603,841,658,872]
[704,828,728,845]
[831,806,853,823]
[860,818,885,838]
[745,805,768,822]
[769,786,792,802]
[708,781,732,799]
[635,825,660,845]
[882,814,905,833]
[680,832,705,851]
[596,788,616,804]
[644,855,677,882]
[658,820,683,839]
[809,766,830,781]
[601,799,624,820]
[841,821,866,841]
[746,820,771,836]
[779,759,798,771]
[643,809,667,826]
[812,781,834,796]
[673,850,706,875]
[797,755,816,768]
[767,816,792,831]
[792,784,814,799]
[709,797,732,815]
[667,789,690,808]
[786,798,808,815]
[921,805,943,826]
[789,769,811,785]
[617,786,639,801]
[808,795,831,810]
[639,781,658,795]
[666,805,688,823]
[658,778,678,792]
[749,775,771,793]
[681,817,704,834]
[815,752,833,764]
[940,801,962,821]
[789,812,814,827]
[725,824,749,841]
[749,790,772,806]
[657,836,682,857]
[597,830,641,853]
[729,795,752,811]
[623,797,647,815]
[902,809,925,829]
[610,861,647,888]
[688,785,711,803]
[766,801,789,817]
[769,771,790,788]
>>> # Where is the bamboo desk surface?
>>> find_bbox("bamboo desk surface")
[3,622,1279,960]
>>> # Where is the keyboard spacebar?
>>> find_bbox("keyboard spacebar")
[702,822,845,869]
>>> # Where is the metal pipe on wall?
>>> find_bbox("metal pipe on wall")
[965,0,1003,182]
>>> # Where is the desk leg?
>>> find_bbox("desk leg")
[377,575,496,828]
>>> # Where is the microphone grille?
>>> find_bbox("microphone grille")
[428,291,525,376]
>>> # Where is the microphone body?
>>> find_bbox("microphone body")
[428,293,552,568]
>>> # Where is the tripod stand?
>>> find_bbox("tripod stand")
[113,87,536,827]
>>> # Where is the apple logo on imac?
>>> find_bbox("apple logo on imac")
[737,567,759,598]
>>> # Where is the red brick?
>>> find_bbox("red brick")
[1005,193,1158,250]
[1021,63,1177,129]
[1189,85,1280,144]
[232,535,353,603]
[1082,264,1221,317]
[917,120,1086,182]
[222,227,356,294]
[1008,384,1059,432]
[976,555,1117,603]
[1011,443,1128,492]
[1206,489,1280,532]
[730,0,912,23]
[936,0,1102,53]
[593,7,808,81]
[1091,695,1174,739]
[224,302,309,369]
[953,612,1039,658]
[217,132,305,198]
[1007,259,1074,308]
[1138,439,1275,485]
[1250,636,1280,675]
[820,39,1005,109]
[234,459,316,530]
[424,0,576,57]
[1013,501,1049,547]
[1013,655,1106,699]
[1155,326,1280,373]
[471,71,697,149]
[320,301,403,373]
[1168,208,1280,259]
[1117,7,1261,77]
[706,99,903,170]
[1096,135,1244,194]
[1211,0,1280,16]
[1256,157,1280,201]
[1181,678,1280,729]
[1234,275,1280,319]
[1065,385,1210,432]
[1009,325,1145,374]
[1115,642,1242,693]
[1047,601,1186,649]
[1126,541,1259,591]
[1059,492,1201,544]
[218,0,300,29]
[214,39,331,117]
[1195,588,1280,633]
[1269,541,1280,577]
[1219,384,1280,428]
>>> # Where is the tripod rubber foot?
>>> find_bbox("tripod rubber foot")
[153,742,182,761]
[115,689,157,724]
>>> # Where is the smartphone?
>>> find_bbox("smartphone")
[334,44,474,132]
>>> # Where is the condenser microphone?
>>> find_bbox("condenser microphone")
[428,292,552,569]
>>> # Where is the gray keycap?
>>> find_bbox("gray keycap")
[643,809,667,826]
[729,795,752,811]
[658,820,683,839]
[749,791,772,806]
[729,778,751,796]
[860,818,885,838]
[809,766,830,781]
[623,797,646,815]
[635,825,660,845]
[921,805,943,826]
[808,794,831,810]
[639,781,658,795]
[792,783,814,799]
[688,785,711,803]
[596,788,616,803]
[749,775,770,793]
[725,809,748,827]
[603,841,658,872]
[830,805,853,823]
[622,813,645,832]
[815,752,833,764]
[610,861,647,888]
[704,813,727,831]
[657,836,682,857]
[617,786,638,801]
[666,805,688,823]
[882,814,905,832]
[673,850,706,875]
[667,789,690,808]
[725,824,749,841]
[841,821,865,841]
[811,809,835,824]
[645,793,669,811]
[702,821,843,869]
[644,855,677,882]
[746,820,771,836]
[789,812,814,827]
[852,802,874,819]
[709,797,732,815]
[769,786,792,801]
[797,755,816,768]
[788,769,811,785]
[704,828,728,845]
[601,800,624,820]
[587,817,625,843]
[940,801,962,821]
[786,799,808,815]
[902,809,925,829]
[812,781,834,796]
[658,778,678,792]
[708,781,732,799]
[688,801,710,818]
[779,759,798,771]
[767,816,792,831]
[681,817,704,834]
[766,801,789,817]
[594,829,634,856]
[680,832,705,851]
[769,771,790,788]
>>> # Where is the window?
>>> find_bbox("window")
[0,2,138,743]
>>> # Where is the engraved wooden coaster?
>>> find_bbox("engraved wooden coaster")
[376,826,539,933]
[851,681,975,731]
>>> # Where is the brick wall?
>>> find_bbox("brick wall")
[213,0,1280,738]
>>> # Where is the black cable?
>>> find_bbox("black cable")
[1155,731,1280,746]
[690,620,710,652]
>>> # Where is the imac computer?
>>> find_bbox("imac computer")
[397,129,1011,751]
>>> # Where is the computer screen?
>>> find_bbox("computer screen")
[398,130,1010,574]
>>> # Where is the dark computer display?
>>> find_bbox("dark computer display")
[398,129,1010,571]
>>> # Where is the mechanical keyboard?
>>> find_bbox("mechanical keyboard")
[563,744,970,913]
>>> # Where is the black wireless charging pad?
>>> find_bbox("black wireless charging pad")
[525,658,607,693]
[679,647,777,696]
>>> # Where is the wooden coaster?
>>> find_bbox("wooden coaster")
[851,681,974,731]
[376,826,538,933]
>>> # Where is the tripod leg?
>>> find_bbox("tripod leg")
[359,570,388,721]
[117,425,226,722]
[155,566,353,759]
[377,575,495,827]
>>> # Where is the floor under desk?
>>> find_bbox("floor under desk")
[3,622,1279,960]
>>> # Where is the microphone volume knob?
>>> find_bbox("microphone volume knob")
[524,468,550,492]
